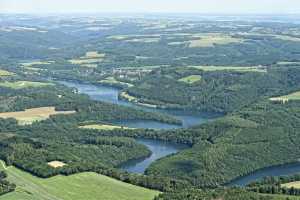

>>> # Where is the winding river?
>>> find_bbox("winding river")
[59,80,300,186]
[58,80,213,174]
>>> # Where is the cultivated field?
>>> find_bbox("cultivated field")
[178,75,202,84]
[0,81,54,89]
[191,66,267,73]
[0,161,159,200]
[0,70,14,76]
[0,107,76,125]
[79,124,134,130]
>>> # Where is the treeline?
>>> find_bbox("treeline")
[0,171,16,196]
[247,174,300,196]
[154,188,286,200]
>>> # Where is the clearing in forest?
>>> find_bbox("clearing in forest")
[178,75,202,84]
[0,161,159,200]
[0,107,76,125]
[0,81,54,89]
[47,161,67,168]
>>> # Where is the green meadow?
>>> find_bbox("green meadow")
[0,161,159,200]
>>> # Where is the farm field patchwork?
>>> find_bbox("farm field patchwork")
[0,107,76,125]
[0,161,159,200]
[0,81,55,89]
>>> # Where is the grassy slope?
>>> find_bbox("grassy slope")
[0,161,158,200]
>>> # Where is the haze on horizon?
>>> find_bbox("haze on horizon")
[0,0,300,14]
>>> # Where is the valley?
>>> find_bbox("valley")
[0,13,300,200]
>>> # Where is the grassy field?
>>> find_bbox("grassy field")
[270,91,300,102]
[281,181,300,189]
[191,66,267,73]
[0,107,76,125]
[79,124,134,130]
[0,161,159,200]
[178,75,202,84]
[0,70,14,77]
[0,81,54,89]
[188,34,244,48]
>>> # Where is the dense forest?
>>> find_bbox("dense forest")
[146,99,300,187]
[124,66,300,113]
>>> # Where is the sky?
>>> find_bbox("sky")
[1,0,300,14]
